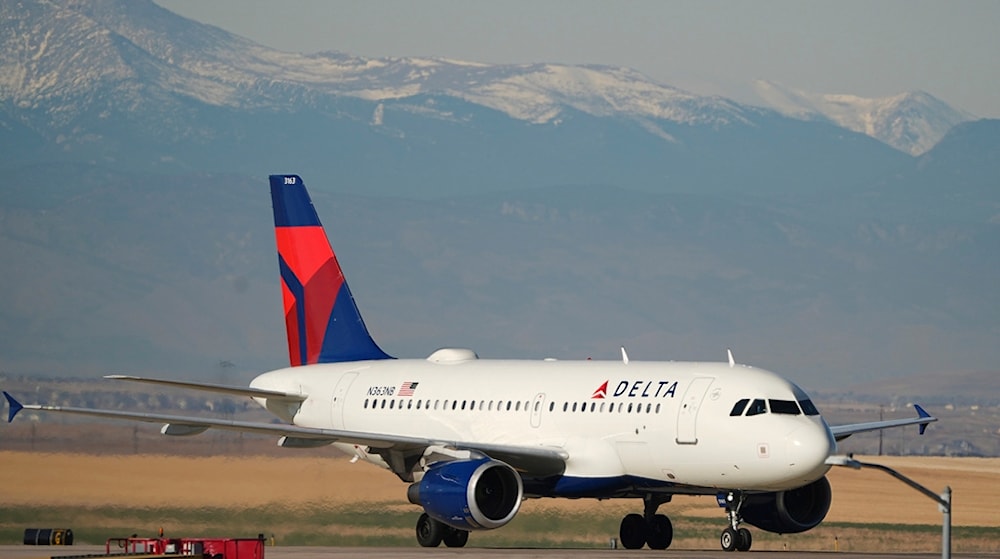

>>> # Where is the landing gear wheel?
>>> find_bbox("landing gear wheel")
[736,528,752,552]
[619,513,647,550]
[415,513,444,547]
[442,527,469,548]
[720,527,738,552]
[646,514,673,550]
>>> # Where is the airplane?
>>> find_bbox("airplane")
[3,174,937,552]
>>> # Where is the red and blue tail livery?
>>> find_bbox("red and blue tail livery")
[268,174,391,365]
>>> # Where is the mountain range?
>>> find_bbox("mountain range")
[0,0,997,394]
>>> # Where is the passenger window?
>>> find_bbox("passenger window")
[799,399,820,416]
[746,399,767,416]
[452,401,458,410]
[730,399,749,416]
[769,399,801,415]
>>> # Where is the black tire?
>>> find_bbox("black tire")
[415,513,444,547]
[442,528,469,548]
[736,527,752,552]
[619,513,647,550]
[646,514,673,550]
[720,527,738,552]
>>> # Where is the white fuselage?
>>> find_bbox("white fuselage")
[250,352,836,496]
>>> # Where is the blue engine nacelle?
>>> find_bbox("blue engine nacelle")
[407,457,523,531]
[741,476,832,534]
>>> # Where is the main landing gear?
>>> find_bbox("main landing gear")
[719,491,752,552]
[618,494,674,550]
[415,513,469,548]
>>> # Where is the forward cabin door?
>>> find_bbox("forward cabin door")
[675,377,714,444]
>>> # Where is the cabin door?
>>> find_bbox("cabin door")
[675,377,714,444]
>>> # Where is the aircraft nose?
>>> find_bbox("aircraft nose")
[785,420,836,480]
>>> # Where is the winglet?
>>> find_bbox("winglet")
[914,404,932,435]
[4,391,23,423]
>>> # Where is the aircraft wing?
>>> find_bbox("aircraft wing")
[2,391,568,477]
[827,404,936,441]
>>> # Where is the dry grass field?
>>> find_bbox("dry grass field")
[2,420,998,551]
[3,451,998,527]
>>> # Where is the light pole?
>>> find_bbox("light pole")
[829,456,952,559]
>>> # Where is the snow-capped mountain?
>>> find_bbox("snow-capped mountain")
[0,0,985,201]
[0,0,746,132]
[752,80,974,156]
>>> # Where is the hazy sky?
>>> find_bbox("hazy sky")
[156,0,1000,118]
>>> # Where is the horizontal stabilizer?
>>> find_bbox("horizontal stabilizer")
[105,375,306,402]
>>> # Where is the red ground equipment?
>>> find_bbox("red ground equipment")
[104,534,265,558]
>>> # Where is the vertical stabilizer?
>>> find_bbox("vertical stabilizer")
[268,175,392,365]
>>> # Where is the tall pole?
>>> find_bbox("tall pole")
[834,458,952,559]
[878,406,884,455]
[941,486,951,559]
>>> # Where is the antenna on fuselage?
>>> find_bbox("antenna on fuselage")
[620,346,630,365]
[726,348,735,367]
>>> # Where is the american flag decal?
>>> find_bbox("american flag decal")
[398,381,418,397]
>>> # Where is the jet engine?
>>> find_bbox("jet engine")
[407,457,523,531]
[741,476,832,534]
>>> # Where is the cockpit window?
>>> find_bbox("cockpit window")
[769,399,801,415]
[746,399,767,416]
[799,399,820,416]
[729,399,749,416]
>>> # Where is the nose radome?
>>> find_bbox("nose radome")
[785,421,836,479]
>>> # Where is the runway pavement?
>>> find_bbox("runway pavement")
[2,545,995,559]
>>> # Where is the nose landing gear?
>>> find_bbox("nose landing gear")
[720,491,752,552]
